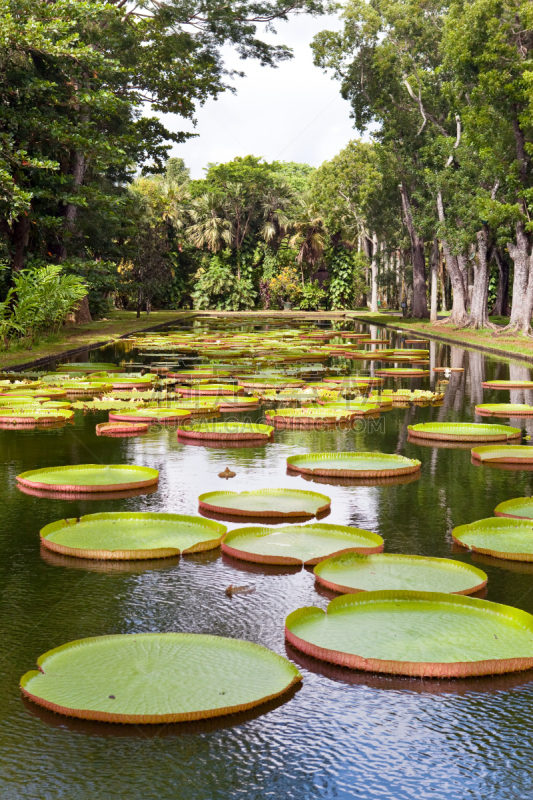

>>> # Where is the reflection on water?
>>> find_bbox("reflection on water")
[3,321,533,799]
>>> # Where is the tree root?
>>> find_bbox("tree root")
[494,322,533,338]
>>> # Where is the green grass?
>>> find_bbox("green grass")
[345,313,533,363]
[0,310,195,371]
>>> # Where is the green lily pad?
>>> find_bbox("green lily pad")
[408,422,521,441]
[375,368,429,376]
[314,553,487,595]
[57,362,121,373]
[453,517,533,561]
[265,407,358,424]
[285,591,533,677]
[476,404,533,416]
[178,422,273,441]
[177,384,243,396]
[20,633,301,723]
[0,408,73,424]
[482,380,533,389]
[2,388,67,398]
[40,512,226,560]
[471,445,533,463]
[222,523,383,565]
[199,488,331,518]
[287,451,421,478]
[319,402,381,415]
[109,408,192,423]
[495,497,533,520]
[16,464,159,493]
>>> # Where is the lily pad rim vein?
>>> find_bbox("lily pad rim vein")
[16,464,159,493]
[20,633,302,723]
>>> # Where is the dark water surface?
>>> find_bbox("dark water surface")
[2,320,533,799]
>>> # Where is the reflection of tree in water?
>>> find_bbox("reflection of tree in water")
[467,350,486,408]
[509,363,533,437]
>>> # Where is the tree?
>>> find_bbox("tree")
[0,0,326,282]
[441,0,533,333]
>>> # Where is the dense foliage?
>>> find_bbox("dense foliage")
[1,0,532,330]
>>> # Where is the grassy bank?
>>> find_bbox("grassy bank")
[0,310,195,371]
[345,312,533,363]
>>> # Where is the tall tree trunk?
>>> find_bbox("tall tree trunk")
[400,183,428,318]
[439,256,447,313]
[491,248,510,317]
[506,221,533,334]
[468,226,492,328]
[436,191,469,325]
[57,148,87,260]
[11,214,31,272]
[370,232,379,312]
[430,237,439,322]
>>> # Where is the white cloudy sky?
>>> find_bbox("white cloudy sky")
[159,13,357,178]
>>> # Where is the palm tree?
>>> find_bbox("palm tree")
[288,195,326,284]
[187,193,232,253]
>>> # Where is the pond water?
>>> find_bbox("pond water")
[2,319,533,800]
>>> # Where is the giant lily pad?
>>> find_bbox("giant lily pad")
[177,384,243,396]
[109,408,192,423]
[285,591,533,677]
[314,553,487,595]
[177,422,273,442]
[20,633,301,723]
[96,421,149,436]
[287,451,421,478]
[222,523,383,565]
[476,403,533,417]
[40,512,226,560]
[3,388,67,399]
[57,362,121,373]
[265,407,357,425]
[375,368,429,377]
[482,379,533,389]
[471,445,533,464]
[17,464,159,493]
[452,517,533,561]
[495,498,533,520]
[408,422,521,441]
[199,488,331,518]
[0,409,73,424]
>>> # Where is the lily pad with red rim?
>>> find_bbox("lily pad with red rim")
[20,633,301,723]
[471,445,533,463]
[408,422,521,442]
[314,553,487,595]
[109,408,191,423]
[287,451,421,478]
[285,590,533,677]
[96,421,149,436]
[452,517,533,561]
[16,464,159,493]
[495,497,533,520]
[482,380,533,389]
[178,422,273,442]
[40,511,226,560]
[475,404,533,417]
[198,488,331,518]
[222,523,383,565]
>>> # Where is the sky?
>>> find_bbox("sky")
[159,13,357,179]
